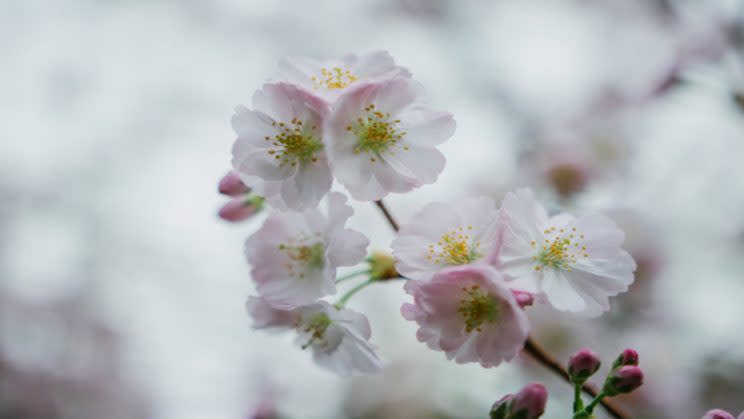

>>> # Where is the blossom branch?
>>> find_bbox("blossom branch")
[373,198,629,419]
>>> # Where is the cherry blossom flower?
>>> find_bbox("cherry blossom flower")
[275,50,410,103]
[391,197,500,279]
[246,297,384,375]
[231,82,332,210]
[494,188,635,316]
[401,265,529,367]
[325,78,455,200]
[244,192,368,309]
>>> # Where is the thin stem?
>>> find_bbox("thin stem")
[524,338,627,419]
[371,199,630,419]
[573,383,584,413]
[335,279,375,308]
[374,200,400,231]
[584,391,607,415]
[336,269,371,284]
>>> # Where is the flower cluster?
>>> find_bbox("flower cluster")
[226,52,636,399]
[231,51,455,209]
[396,189,636,367]
[232,51,455,375]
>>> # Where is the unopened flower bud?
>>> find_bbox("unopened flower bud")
[611,348,639,370]
[568,348,601,384]
[510,383,547,419]
[701,409,735,419]
[218,171,250,196]
[603,365,643,396]
[367,251,399,281]
[511,290,534,308]
[218,196,264,222]
[490,394,514,419]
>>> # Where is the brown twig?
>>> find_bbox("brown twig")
[373,198,629,419]
[374,200,400,231]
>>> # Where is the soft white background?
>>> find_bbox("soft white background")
[2,1,744,418]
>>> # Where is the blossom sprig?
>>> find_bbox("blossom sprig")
[487,348,643,419]
[569,348,644,419]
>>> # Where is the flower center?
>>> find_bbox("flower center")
[311,67,358,90]
[346,104,408,162]
[531,226,588,271]
[427,226,481,265]
[266,117,323,167]
[300,312,332,349]
[458,285,499,333]
[279,242,325,278]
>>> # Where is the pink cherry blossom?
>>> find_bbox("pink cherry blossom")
[401,265,529,368]
[218,196,263,223]
[494,188,635,317]
[244,192,368,309]
[391,197,500,279]
[325,78,455,201]
[246,297,384,376]
[275,50,410,103]
[231,82,332,210]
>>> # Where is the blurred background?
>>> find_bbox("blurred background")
[2,0,744,418]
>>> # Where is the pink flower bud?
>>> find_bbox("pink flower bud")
[568,348,601,383]
[603,365,643,396]
[218,196,262,222]
[511,290,534,308]
[510,383,547,419]
[701,409,735,419]
[611,348,639,370]
[218,171,250,196]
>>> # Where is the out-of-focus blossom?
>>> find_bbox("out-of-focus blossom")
[244,192,368,309]
[246,297,384,376]
[276,51,410,103]
[391,197,499,279]
[218,195,264,223]
[218,170,251,196]
[325,78,455,201]
[0,293,152,419]
[701,409,736,419]
[401,265,529,368]
[603,365,644,396]
[568,348,601,384]
[232,83,332,210]
[520,140,597,200]
[495,188,636,316]
[490,383,547,419]
[518,120,632,200]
